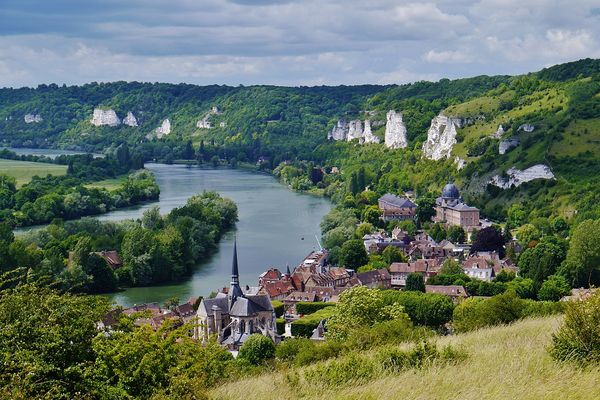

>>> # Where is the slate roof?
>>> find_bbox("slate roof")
[229,295,273,317]
[356,268,391,285]
[379,194,417,208]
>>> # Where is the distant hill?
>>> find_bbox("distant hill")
[0,58,598,222]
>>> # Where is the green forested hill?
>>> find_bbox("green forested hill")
[1,58,599,222]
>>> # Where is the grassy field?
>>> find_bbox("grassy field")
[84,176,127,191]
[212,316,600,400]
[550,118,600,157]
[0,159,67,187]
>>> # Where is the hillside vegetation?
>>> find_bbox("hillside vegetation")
[213,316,600,400]
[0,59,599,223]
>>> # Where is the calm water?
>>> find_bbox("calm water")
[8,149,331,307]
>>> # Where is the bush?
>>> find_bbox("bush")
[276,318,285,335]
[346,318,431,350]
[294,340,345,366]
[538,275,571,301]
[290,307,336,337]
[237,334,276,365]
[405,272,425,292]
[272,300,284,317]
[276,338,315,363]
[551,290,600,363]
[381,290,455,328]
[296,301,335,315]
[453,290,524,332]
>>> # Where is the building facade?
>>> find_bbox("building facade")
[434,183,480,230]
[378,194,417,221]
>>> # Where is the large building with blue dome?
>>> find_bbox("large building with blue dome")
[434,183,480,230]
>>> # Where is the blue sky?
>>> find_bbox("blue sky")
[0,0,598,87]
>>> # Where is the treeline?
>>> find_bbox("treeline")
[0,191,237,293]
[0,145,156,226]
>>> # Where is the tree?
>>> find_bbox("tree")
[518,239,566,290]
[339,239,369,269]
[355,222,374,239]
[183,140,194,160]
[141,206,164,230]
[237,334,275,365]
[327,286,408,340]
[361,205,382,226]
[470,226,506,257]
[439,259,463,275]
[349,172,359,195]
[506,203,527,230]
[405,272,425,292]
[416,197,436,226]
[428,223,447,242]
[447,226,466,243]
[516,224,540,247]
[559,219,600,287]
[381,245,407,265]
[397,220,417,236]
[357,167,366,191]
[538,275,571,301]
[84,253,117,293]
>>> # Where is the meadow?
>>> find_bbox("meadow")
[0,159,67,186]
[212,316,600,400]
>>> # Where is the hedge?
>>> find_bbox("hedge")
[291,307,336,338]
[296,301,335,315]
[276,318,286,335]
[272,300,284,318]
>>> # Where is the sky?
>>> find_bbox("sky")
[0,0,599,88]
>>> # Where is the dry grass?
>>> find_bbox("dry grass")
[211,316,600,400]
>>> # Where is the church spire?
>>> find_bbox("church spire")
[228,238,243,310]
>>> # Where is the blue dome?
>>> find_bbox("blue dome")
[442,183,460,199]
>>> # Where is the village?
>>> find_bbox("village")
[96,183,547,352]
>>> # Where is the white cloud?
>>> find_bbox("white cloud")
[423,49,474,63]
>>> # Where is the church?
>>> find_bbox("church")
[434,183,480,231]
[194,241,277,350]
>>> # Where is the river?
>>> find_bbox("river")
[8,149,332,307]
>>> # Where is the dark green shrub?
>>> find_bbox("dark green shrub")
[237,334,276,365]
[453,290,525,332]
[272,300,284,317]
[276,318,285,335]
[294,340,345,366]
[381,290,455,328]
[275,338,315,363]
[296,301,335,315]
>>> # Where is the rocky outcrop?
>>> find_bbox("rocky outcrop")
[518,124,535,133]
[196,106,223,129]
[499,138,519,155]
[91,108,121,127]
[155,119,171,138]
[363,120,380,144]
[328,120,348,141]
[454,156,466,170]
[384,111,408,149]
[490,164,554,189]
[347,120,363,141]
[422,114,458,160]
[24,113,43,123]
[219,122,227,128]
[492,125,505,139]
[123,112,138,127]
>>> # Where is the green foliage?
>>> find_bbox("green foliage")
[339,239,369,270]
[551,289,600,363]
[381,245,407,265]
[272,300,284,318]
[559,219,600,287]
[518,237,567,290]
[296,301,335,315]
[381,290,455,328]
[405,272,426,292]
[237,334,276,366]
[538,275,572,301]
[276,338,315,363]
[290,307,336,337]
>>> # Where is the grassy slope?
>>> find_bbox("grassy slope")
[0,159,67,187]
[84,175,127,191]
[212,316,600,400]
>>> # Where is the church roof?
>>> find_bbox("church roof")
[229,295,273,317]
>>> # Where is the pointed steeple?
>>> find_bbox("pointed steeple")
[228,239,243,310]
[286,263,291,276]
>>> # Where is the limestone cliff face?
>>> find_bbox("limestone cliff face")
[518,124,535,133]
[24,113,43,123]
[196,106,223,129]
[384,111,408,149]
[454,156,466,170]
[363,120,380,144]
[492,125,505,139]
[499,138,519,155]
[422,114,458,160]
[155,119,171,138]
[123,112,138,127]
[347,120,363,142]
[490,164,554,188]
[91,108,121,127]
[328,120,349,141]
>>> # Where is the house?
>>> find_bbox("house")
[389,259,440,288]
[195,241,277,350]
[434,183,480,230]
[363,232,408,255]
[258,268,283,286]
[378,194,417,221]
[355,268,391,289]
[94,250,123,269]
[462,253,504,282]
[260,280,295,300]
[425,285,468,301]
[561,288,599,302]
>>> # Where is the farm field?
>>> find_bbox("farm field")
[0,159,67,187]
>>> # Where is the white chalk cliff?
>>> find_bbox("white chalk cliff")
[123,112,138,127]
[363,120,380,144]
[91,108,121,127]
[490,164,554,189]
[518,124,535,133]
[328,120,348,141]
[155,119,171,138]
[196,106,223,129]
[384,111,408,149]
[347,120,363,142]
[499,138,519,155]
[422,114,458,160]
[492,125,505,139]
[24,113,43,123]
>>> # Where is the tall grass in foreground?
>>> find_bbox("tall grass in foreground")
[212,316,600,400]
